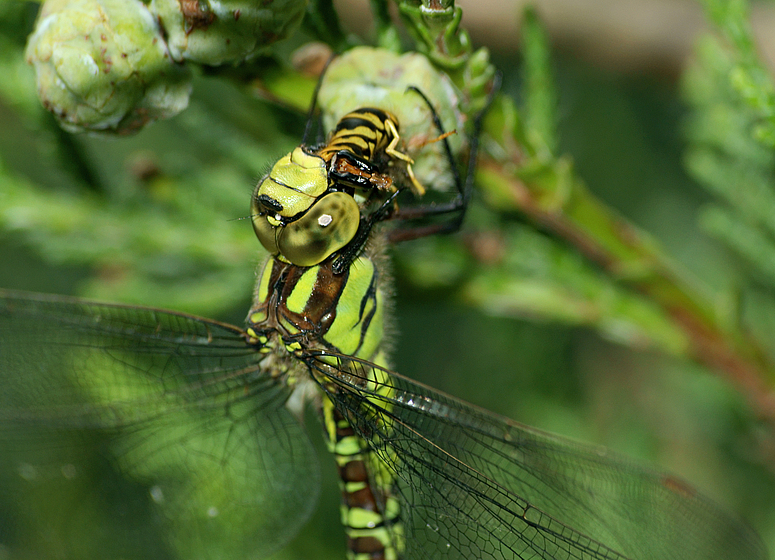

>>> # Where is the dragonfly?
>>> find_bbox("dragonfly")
[0,62,768,560]
[0,247,769,560]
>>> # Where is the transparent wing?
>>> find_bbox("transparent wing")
[309,353,767,560]
[0,290,320,560]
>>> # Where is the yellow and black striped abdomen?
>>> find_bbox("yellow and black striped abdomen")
[317,108,397,163]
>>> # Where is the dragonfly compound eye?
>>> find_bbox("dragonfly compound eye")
[251,203,281,257]
[277,192,359,267]
[252,147,337,261]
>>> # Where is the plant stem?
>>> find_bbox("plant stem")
[477,148,775,424]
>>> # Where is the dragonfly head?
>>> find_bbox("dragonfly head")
[252,147,359,267]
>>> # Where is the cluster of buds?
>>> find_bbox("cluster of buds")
[151,0,306,66]
[26,0,307,134]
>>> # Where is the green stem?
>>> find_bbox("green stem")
[304,0,348,51]
[397,0,469,73]
[395,0,495,118]
[370,0,401,51]
[477,139,775,422]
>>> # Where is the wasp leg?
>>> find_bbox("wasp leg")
[388,75,502,243]
[383,119,427,197]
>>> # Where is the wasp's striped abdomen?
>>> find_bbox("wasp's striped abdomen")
[317,108,399,163]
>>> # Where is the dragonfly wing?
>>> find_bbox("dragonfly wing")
[0,291,320,560]
[310,354,767,560]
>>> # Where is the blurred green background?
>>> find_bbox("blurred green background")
[0,1,774,559]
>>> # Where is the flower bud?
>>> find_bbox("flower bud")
[26,0,192,134]
[150,0,308,65]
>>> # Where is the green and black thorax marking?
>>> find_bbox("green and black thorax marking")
[245,252,383,359]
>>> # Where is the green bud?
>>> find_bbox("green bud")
[26,0,192,134]
[150,0,308,65]
[317,47,466,193]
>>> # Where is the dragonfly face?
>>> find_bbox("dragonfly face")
[251,147,360,268]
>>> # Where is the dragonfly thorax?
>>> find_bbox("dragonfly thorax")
[246,254,386,364]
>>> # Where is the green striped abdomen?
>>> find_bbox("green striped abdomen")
[323,364,402,560]
[246,253,403,560]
